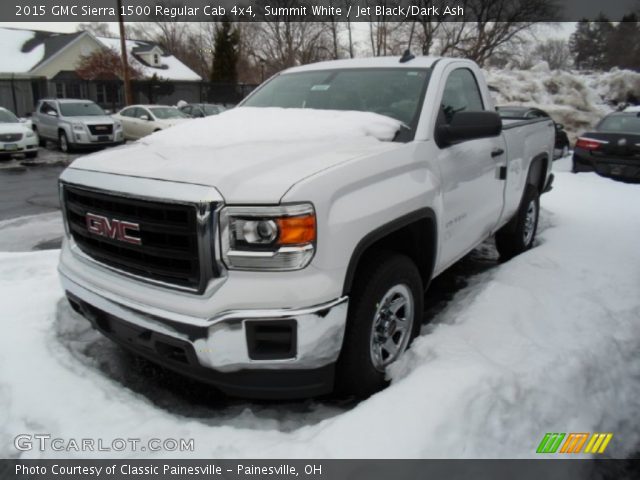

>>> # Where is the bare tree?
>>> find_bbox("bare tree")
[432,0,559,66]
[535,38,572,70]
[76,22,112,37]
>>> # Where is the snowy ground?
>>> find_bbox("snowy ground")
[1,156,639,459]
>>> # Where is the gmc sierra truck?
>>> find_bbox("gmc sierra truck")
[58,57,555,399]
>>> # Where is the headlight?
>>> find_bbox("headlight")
[220,203,316,271]
[72,123,84,131]
[25,131,35,138]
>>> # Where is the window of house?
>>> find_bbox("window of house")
[153,54,159,65]
[55,82,84,99]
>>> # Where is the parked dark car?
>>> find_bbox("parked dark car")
[572,112,640,180]
[497,106,570,159]
[178,103,226,118]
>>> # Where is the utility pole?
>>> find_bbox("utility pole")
[117,0,133,106]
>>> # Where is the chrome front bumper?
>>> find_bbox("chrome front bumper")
[59,270,348,373]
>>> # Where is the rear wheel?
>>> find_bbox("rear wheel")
[495,184,540,260]
[335,252,423,398]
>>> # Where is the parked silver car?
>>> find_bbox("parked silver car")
[32,99,124,153]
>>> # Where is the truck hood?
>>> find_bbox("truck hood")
[69,107,403,203]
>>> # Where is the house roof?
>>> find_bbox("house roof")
[0,27,201,81]
[97,37,201,82]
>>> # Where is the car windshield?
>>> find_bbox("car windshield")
[59,102,106,117]
[243,68,431,126]
[0,110,19,123]
[149,107,188,119]
[597,115,640,134]
[497,108,526,118]
[203,105,223,115]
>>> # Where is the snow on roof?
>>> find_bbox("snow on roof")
[0,28,45,73]
[97,37,201,82]
[285,56,442,74]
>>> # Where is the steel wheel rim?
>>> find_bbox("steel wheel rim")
[523,199,537,245]
[369,284,414,371]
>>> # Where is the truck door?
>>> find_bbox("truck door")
[434,67,506,268]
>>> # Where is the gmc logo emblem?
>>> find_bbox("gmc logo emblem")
[85,213,141,245]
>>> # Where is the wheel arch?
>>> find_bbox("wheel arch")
[342,208,437,296]
[527,153,549,194]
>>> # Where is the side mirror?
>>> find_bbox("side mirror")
[140,115,149,121]
[104,109,112,115]
[47,110,58,117]
[555,123,564,131]
[436,111,502,146]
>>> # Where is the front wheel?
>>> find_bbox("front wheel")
[335,252,423,398]
[59,131,72,153]
[495,184,540,260]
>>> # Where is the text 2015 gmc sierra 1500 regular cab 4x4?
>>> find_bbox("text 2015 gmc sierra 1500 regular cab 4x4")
[57,56,555,399]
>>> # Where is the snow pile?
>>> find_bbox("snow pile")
[486,66,640,141]
[0,213,63,252]
[143,107,404,148]
[1,162,640,459]
[0,28,45,73]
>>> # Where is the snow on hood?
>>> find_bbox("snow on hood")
[69,107,403,203]
[142,107,403,148]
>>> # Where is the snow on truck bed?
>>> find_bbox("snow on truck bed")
[1,159,640,459]
[142,107,404,148]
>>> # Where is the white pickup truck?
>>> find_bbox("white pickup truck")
[58,56,555,399]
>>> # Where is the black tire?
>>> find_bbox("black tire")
[495,184,540,260]
[335,251,423,398]
[33,128,46,147]
[59,131,73,153]
[25,151,38,159]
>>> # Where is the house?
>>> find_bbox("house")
[0,27,202,116]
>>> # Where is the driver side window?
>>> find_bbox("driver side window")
[440,68,484,124]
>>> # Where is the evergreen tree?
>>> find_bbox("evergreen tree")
[210,19,240,83]
[569,19,597,69]
[607,14,640,71]
[591,15,614,69]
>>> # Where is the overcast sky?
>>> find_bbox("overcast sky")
[0,21,578,41]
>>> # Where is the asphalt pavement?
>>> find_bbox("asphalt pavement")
[0,145,79,221]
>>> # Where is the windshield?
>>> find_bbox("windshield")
[59,102,106,117]
[0,110,19,123]
[597,115,640,134]
[243,68,430,127]
[149,107,188,120]
[497,108,526,118]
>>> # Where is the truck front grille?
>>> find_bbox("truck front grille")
[0,133,23,142]
[88,124,113,135]
[63,185,207,292]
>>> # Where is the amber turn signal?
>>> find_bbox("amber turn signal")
[276,214,316,245]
